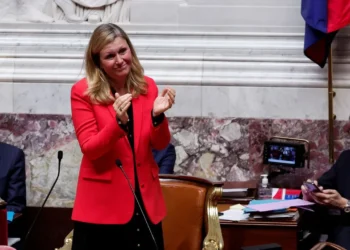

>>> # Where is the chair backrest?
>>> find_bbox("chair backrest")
[311,242,346,250]
[56,175,224,250]
[159,174,224,250]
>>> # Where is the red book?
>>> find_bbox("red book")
[0,208,8,245]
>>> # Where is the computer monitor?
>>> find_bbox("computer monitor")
[263,141,306,168]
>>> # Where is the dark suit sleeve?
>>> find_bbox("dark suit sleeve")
[317,165,337,190]
[159,144,176,174]
[7,149,26,213]
[317,150,348,190]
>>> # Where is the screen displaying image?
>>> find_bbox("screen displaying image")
[268,145,296,165]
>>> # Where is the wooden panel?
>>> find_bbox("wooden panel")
[219,197,299,250]
[21,207,73,250]
[20,204,300,250]
[221,224,298,250]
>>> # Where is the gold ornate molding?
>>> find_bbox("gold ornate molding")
[55,230,73,250]
[203,186,224,250]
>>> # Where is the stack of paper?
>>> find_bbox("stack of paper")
[245,199,313,212]
[219,199,313,222]
[244,199,282,213]
[219,209,249,221]
[244,199,313,221]
[230,204,245,210]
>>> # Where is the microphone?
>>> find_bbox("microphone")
[24,151,63,249]
[115,159,159,250]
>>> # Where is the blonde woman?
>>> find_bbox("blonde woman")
[70,23,175,250]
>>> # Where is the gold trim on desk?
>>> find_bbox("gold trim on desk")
[220,219,298,228]
[203,186,224,250]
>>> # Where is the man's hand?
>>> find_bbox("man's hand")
[301,179,323,202]
[311,189,348,209]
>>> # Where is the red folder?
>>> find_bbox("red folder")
[0,208,7,245]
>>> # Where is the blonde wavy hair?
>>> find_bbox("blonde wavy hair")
[85,23,147,104]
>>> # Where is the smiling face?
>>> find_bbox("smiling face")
[99,37,132,86]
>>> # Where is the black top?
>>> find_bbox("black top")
[116,99,165,250]
[113,90,165,217]
[118,101,164,193]
[314,150,350,248]
[318,150,350,200]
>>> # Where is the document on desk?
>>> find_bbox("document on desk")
[246,199,314,212]
[230,204,245,210]
[244,199,282,213]
[8,238,21,246]
[219,209,249,221]
[7,211,15,222]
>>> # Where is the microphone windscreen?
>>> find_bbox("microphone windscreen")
[58,151,63,160]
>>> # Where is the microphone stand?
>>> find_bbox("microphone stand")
[115,159,159,250]
[23,151,63,249]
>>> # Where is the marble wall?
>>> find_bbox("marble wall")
[1,113,350,207]
[1,0,350,207]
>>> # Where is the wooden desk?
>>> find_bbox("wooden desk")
[219,202,299,250]
[221,218,299,250]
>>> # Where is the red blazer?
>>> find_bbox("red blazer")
[70,76,170,225]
